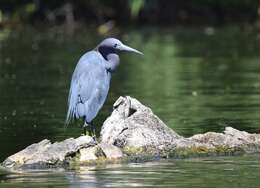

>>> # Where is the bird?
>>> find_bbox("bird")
[66,38,143,138]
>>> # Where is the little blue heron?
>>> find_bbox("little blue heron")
[66,38,143,137]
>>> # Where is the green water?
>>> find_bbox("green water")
[0,155,260,188]
[0,25,260,187]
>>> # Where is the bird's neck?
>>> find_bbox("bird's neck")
[97,46,120,72]
[106,54,120,72]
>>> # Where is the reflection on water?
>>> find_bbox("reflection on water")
[1,155,260,188]
[1,25,260,187]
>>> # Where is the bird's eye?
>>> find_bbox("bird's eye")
[113,43,118,48]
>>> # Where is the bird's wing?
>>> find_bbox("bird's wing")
[66,51,104,124]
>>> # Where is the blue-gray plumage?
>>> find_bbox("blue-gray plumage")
[66,38,142,136]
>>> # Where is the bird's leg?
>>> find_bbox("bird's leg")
[90,123,96,141]
[83,122,90,136]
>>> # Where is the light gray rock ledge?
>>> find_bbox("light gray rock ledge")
[2,96,260,169]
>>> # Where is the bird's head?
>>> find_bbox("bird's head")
[97,38,143,59]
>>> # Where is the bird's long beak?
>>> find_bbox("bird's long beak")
[119,44,143,55]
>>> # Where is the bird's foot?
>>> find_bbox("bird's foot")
[87,123,97,141]
[90,124,97,142]
[81,122,97,143]
[92,133,97,141]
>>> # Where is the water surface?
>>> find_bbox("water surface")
[1,155,260,188]
[0,25,260,187]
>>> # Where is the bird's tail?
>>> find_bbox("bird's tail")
[65,83,78,126]
[65,106,74,126]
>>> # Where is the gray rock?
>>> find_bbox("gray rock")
[78,144,123,164]
[100,96,260,156]
[187,127,260,153]
[2,96,260,169]
[79,146,99,162]
[100,96,181,150]
[3,136,95,169]
[99,143,123,159]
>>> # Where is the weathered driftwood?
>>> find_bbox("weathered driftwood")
[2,96,260,169]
